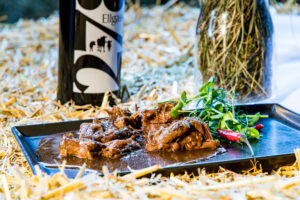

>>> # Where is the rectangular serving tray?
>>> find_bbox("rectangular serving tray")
[12,103,300,178]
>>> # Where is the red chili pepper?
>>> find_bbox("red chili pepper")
[217,129,241,142]
[254,124,264,131]
[217,129,254,156]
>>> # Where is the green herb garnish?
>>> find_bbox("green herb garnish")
[161,78,268,140]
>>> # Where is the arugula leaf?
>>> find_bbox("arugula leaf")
[180,91,189,104]
[199,77,215,93]
[247,128,260,139]
[170,102,184,118]
[248,112,261,126]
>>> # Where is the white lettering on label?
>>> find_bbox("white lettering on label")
[73,0,123,94]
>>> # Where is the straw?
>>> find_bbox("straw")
[0,4,299,200]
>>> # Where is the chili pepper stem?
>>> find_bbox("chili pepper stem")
[239,135,254,157]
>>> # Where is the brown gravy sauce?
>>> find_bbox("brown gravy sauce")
[36,132,226,173]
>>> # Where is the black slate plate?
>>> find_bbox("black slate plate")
[11,104,300,178]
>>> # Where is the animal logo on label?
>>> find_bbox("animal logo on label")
[89,36,112,52]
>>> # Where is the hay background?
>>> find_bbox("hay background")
[0,4,299,199]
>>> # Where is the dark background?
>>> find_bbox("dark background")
[0,0,296,23]
[0,0,197,23]
[0,0,58,23]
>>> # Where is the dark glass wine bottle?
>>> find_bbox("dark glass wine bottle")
[58,0,124,105]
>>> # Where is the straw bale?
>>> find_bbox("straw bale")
[0,3,299,199]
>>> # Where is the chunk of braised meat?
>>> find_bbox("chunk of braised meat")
[97,127,136,143]
[114,116,140,129]
[78,123,96,138]
[58,133,103,159]
[145,141,181,152]
[141,102,177,133]
[102,138,142,158]
[79,116,141,143]
[79,119,113,139]
[184,117,213,140]
[178,131,203,150]
[104,106,132,121]
[142,102,176,124]
[59,106,144,159]
[149,120,190,144]
[179,131,219,150]
[145,117,220,152]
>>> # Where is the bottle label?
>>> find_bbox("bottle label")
[73,0,124,94]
